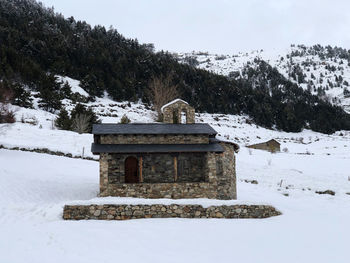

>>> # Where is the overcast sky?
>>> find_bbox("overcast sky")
[39,0,350,54]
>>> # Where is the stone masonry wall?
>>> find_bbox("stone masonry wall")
[177,153,206,182]
[99,144,237,200]
[105,153,206,185]
[216,143,237,199]
[100,134,209,144]
[142,154,174,183]
[107,153,130,184]
[100,182,217,199]
[100,153,109,193]
[162,100,195,124]
[63,204,281,220]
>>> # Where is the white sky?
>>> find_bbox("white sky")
[39,0,350,54]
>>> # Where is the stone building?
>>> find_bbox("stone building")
[91,99,238,200]
[247,139,280,153]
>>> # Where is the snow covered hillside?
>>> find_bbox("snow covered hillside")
[177,45,350,113]
[1,74,350,262]
[1,74,349,156]
[1,74,349,162]
[2,96,349,160]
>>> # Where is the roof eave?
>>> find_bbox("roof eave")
[91,143,224,154]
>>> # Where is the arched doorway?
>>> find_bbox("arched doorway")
[125,156,139,183]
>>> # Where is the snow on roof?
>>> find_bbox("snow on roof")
[160,99,189,113]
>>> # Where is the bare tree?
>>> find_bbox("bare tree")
[0,84,15,123]
[72,114,91,134]
[148,74,179,120]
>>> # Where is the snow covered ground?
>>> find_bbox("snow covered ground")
[0,137,349,262]
[1,81,350,262]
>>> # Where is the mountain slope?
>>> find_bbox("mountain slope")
[0,0,350,133]
[178,45,350,113]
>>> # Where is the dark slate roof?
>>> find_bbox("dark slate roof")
[247,139,281,147]
[91,143,224,154]
[210,138,240,153]
[92,123,217,135]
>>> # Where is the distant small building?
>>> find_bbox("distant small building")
[247,139,280,153]
[91,99,238,200]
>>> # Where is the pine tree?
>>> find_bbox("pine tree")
[38,88,62,112]
[38,75,62,112]
[80,75,103,97]
[12,84,33,108]
[55,108,72,130]
[61,81,72,99]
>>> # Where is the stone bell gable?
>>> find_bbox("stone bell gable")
[161,99,195,124]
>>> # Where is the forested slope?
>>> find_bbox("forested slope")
[0,0,350,133]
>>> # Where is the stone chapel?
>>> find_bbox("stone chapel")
[91,99,238,200]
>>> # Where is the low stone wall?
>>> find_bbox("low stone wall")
[100,182,217,199]
[63,204,281,220]
[0,144,96,161]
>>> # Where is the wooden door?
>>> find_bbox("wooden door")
[125,157,139,183]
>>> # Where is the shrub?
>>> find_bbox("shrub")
[25,116,38,125]
[120,114,131,124]
[0,84,16,123]
[0,106,15,123]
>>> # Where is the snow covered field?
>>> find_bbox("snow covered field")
[1,85,350,262]
[0,140,349,263]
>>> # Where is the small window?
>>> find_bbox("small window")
[181,110,187,124]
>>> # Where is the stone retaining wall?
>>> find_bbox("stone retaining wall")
[63,204,281,220]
